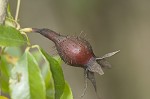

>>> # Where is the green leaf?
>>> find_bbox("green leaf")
[41,62,52,88]
[0,47,21,94]
[40,47,65,99]
[7,4,14,20]
[0,25,27,47]
[9,50,46,99]
[32,50,53,87]
[40,61,54,99]
[0,55,12,93]
[5,4,16,28]
[41,62,55,99]
[32,50,43,63]
[5,18,16,28]
[61,82,73,99]
[5,47,22,57]
[32,50,55,99]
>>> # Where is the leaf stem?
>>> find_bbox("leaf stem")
[15,0,21,22]
[20,28,33,33]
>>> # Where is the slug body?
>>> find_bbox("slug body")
[32,28,119,92]
[33,29,98,68]
[56,36,95,67]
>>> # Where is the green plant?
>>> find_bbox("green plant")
[0,1,73,99]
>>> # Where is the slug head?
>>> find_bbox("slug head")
[83,50,120,96]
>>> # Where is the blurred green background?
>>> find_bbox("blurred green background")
[9,0,150,99]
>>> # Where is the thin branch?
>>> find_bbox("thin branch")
[0,0,9,24]
[15,0,21,21]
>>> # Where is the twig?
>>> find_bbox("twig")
[15,0,21,21]
[0,0,9,24]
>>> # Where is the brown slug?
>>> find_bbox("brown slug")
[31,28,119,97]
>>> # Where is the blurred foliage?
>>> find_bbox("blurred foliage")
[1,0,150,99]
[0,96,8,99]
[0,2,73,99]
